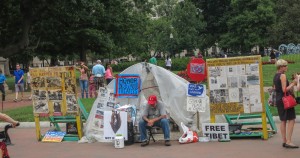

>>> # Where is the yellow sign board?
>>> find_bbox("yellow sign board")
[30,66,78,116]
[206,56,264,115]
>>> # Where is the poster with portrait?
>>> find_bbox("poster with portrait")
[207,56,264,115]
[103,111,128,140]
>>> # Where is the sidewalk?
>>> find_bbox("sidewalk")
[3,88,300,157]
[7,123,300,158]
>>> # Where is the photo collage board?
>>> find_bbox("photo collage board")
[206,56,264,115]
[30,66,78,116]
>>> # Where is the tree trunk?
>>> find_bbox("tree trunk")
[0,0,33,57]
[80,50,87,63]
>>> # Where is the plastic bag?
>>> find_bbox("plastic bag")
[178,122,198,144]
[268,88,276,106]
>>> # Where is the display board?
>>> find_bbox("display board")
[30,66,78,116]
[206,56,264,115]
[114,74,141,98]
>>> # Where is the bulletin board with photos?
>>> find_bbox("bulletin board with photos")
[206,55,265,115]
[30,66,79,116]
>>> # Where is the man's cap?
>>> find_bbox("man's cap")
[97,60,101,63]
[148,95,157,105]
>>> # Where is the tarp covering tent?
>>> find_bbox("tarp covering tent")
[82,62,210,142]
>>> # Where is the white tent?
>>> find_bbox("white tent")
[82,62,210,142]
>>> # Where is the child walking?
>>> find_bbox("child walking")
[89,73,97,98]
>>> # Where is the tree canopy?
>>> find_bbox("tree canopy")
[0,0,297,65]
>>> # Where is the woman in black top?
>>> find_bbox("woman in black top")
[273,59,298,148]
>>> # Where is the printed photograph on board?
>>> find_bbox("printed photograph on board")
[31,90,47,100]
[247,74,260,85]
[31,77,46,88]
[227,65,237,76]
[209,77,218,90]
[52,101,62,113]
[246,64,259,75]
[66,94,78,112]
[217,76,228,89]
[46,77,62,88]
[237,65,246,75]
[65,78,76,94]
[228,76,238,88]
[209,89,229,104]
[33,99,49,113]
[238,75,247,88]
[209,66,227,77]
[48,90,63,100]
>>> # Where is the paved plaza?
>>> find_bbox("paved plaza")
[5,123,300,158]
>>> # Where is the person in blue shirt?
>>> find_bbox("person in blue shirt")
[92,60,106,91]
[13,64,24,102]
[0,68,6,101]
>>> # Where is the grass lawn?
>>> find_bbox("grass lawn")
[2,54,300,122]
[262,54,300,86]
[2,98,96,122]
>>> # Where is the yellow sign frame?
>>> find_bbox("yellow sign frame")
[206,56,268,139]
[30,66,82,141]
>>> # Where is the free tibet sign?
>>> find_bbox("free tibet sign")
[201,123,230,141]
[187,58,207,82]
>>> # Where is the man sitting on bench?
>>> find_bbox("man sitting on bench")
[139,95,171,147]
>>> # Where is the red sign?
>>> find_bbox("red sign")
[187,58,207,82]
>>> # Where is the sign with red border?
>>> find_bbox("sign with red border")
[187,58,207,82]
[114,74,140,98]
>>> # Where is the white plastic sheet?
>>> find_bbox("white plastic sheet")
[82,62,210,142]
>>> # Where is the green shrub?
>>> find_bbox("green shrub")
[112,57,193,72]
[112,61,140,72]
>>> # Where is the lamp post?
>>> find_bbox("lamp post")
[170,33,173,57]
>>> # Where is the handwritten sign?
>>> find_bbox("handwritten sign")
[201,123,229,141]
[115,74,140,98]
[186,97,206,112]
[187,84,206,97]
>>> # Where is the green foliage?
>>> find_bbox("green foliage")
[268,0,300,46]
[172,0,206,52]
[111,61,140,72]
[219,0,276,52]
[157,57,191,71]
[191,0,231,49]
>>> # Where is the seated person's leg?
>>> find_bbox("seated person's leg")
[155,118,170,140]
[138,119,148,142]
